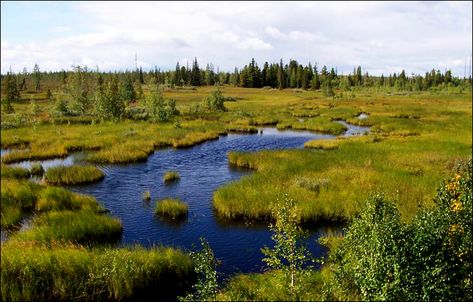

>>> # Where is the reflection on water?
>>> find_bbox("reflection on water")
[1,124,369,277]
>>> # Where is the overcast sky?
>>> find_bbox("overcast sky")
[1,1,472,76]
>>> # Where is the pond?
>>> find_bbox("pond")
[2,122,369,277]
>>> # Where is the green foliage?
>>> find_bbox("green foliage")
[45,89,53,100]
[94,77,125,121]
[180,238,218,302]
[261,194,314,299]
[68,66,91,116]
[330,159,472,301]
[120,75,136,104]
[1,73,19,113]
[203,89,226,112]
[146,86,179,122]
[53,97,69,116]
[44,165,104,185]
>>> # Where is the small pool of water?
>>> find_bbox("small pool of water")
[2,123,369,277]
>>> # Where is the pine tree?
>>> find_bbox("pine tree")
[33,63,41,91]
[1,73,18,113]
[191,57,202,86]
[277,59,285,89]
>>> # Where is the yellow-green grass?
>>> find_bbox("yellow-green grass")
[35,186,102,212]
[225,123,258,133]
[217,269,328,301]
[155,198,188,219]
[1,242,193,301]
[284,116,348,135]
[172,131,220,148]
[1,179,40,228]
[304,138,340,150]
[2,87,472,223]
[29,163,44,176]
[143,190,151,201]
[1,164,30,179]
[1,179,103,228]
[163,170,180,183]
[44,165,104,185]
[215,92,472,222]
[11,210,122,246]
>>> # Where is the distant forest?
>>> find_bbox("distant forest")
[2,57,471,94]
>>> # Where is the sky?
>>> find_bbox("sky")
[1,1,472,76]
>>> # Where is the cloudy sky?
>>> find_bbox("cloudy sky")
[1,1,472,76]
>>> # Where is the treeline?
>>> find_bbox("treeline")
[2,58,471,93]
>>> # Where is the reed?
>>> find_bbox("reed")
[1,242,193,301]
[1,164,30,179]
[29,163,44,176]
[11,210,122,245]
[163,170,180,183]
[155,198,188,219]
[44,165,104,185]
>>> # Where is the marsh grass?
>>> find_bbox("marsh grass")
[29,163,44,176]
[172,131,220,148]
[304,139,339,150]
[163,170,180,183]
[1,179,40,228]
[143,190,151,201]
[44,165,104,185]
[155,198,188,219]
[11,210,122,245]
[1,164,30,179]
[35,186,102,212]
[1,242,193,301]
[225,124,258,133]
[217,270,326,301]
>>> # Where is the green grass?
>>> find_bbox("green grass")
[11,210,122,245]
[217,270,328,301]
[1,179,103,228]
[44,165,104,185]
[155,198,188,219]
[35,186,102,212]
[29,163,44,176]
[1,164,30,179]
[1,179,40,228]
[1,242,194,301]
[163,170,180,183]
[304,138,340,150]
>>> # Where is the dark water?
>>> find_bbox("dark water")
[1,122,369,277]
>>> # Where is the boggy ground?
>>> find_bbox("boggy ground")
[1,86,472,300]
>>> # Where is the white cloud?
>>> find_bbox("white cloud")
[1,1,471,76]
[48,26,70,33]
[237,38,273,50]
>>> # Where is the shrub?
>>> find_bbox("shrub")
[330,159,472,301]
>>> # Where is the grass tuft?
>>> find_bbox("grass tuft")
[155,198,188,219]
[44,165,104,185]
[163,170,180,183]
[1,164,30,179]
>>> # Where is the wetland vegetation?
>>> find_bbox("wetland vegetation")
[1,58,471,300]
